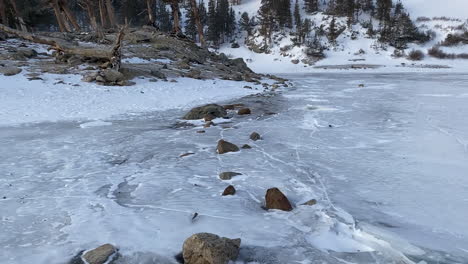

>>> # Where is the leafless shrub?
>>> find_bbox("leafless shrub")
[428,46,468,59]
[432,17,462,22]
[407,49,425,61]
[416,17,431,22]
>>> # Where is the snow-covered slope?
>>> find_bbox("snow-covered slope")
[213,0,468,73]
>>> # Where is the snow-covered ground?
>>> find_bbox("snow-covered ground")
[2,72,468,264]
[217,0,468,74]
[0,72,261,126]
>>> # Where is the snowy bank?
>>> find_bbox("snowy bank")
[0,72,262,126]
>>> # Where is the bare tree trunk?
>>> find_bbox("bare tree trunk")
[170,0,180,34]
[105,0,116,28]
[110,26,125,70]
[61,9,73,32]
[80,0,103,38]
[59,0,81,31]
[146,0,155,25]
[0,0,8,25]
[7,0,27,31]
[50,0,69,32]
[98,0,108,29]
[189,0,205,47]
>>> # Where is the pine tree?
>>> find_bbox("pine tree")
[304,0,318,13]
[207,0,219,43]
[258,0,274,44]
[366,17,375,37]
[156,0,172,32]
[328,16,338,44]
[294,0,301,31]
[216,0,230,41]
[346,0,355,26]
[198,0,207,25]
[185,1,197,40]
[376,0,392,25]
[226,6,236,38]
[277,0,292,28]
[239,12,252,35]
[360,0,374,14]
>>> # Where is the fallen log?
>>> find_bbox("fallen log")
[0,24,125,68]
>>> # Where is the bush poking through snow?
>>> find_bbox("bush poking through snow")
[428,47,468,60]
[407,49,425,61]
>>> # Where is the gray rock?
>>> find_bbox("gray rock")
[219,172,242,180]
[302,199,317,206]
[83,244,117,264]
[0,66,22,76]
[183,104,227,120]
[100,69,125,83]
[17,48,37,58]
[229,58,252,73]
[186,69,202,79]
[82,72,98,82]
[183,233,241,264]
[150,69,166,79]
[250,132,261,141]
[217,139,240,154]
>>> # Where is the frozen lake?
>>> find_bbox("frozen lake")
[1,73,468,263]
[285,73,468,263]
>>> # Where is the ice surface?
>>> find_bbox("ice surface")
[1,73,468,264]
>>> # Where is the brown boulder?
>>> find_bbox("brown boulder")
[217,140,239,154]
[183,233,241,264]
[82,244,117,264]
[241,144,252,149]
[222,185,236,196]
[265,188,293,211]
[238,108,251,115]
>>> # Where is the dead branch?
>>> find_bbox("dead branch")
[0,23,125,68]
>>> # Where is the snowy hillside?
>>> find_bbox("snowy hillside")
[209,0,468,73]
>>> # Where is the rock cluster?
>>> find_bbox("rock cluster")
[82,69,129,86]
